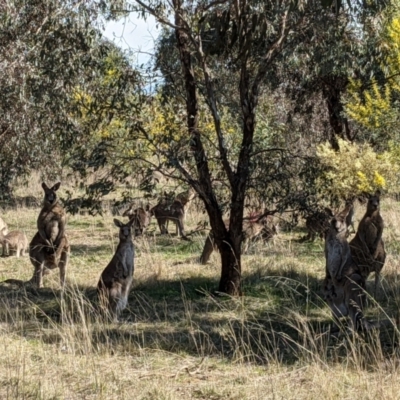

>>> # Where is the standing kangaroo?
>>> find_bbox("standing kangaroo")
[97,218,135,322]
[29,182,70,288]
[151,200,188,239]
[349,191,386,295]
[323,205,368,331]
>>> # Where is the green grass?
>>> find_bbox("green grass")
[0,192,399,399]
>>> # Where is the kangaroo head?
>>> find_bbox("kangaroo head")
[41,182,61,206]
[330,205,351,234]
[114,218,134,241]
[366,190,381,213]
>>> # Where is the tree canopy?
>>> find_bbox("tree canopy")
[1,0,398,295]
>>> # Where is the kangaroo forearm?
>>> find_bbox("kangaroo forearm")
[38,229,51,245]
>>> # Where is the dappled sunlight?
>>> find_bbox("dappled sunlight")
[0,197,399,398]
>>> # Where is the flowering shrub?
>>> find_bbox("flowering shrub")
[316,138,400,198]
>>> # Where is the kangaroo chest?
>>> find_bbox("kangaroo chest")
[39,207,65,241]
[361,215,382,248]
[326,235,350,278]
[109,243,135,279]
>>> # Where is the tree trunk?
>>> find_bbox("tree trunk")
[218,236,242,295]
[322,76,352,149]
[173,0,241,295]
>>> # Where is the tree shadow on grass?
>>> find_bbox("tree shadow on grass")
[0,268,398,367]
[70,243,112,256]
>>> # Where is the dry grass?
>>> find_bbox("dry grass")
[0,188,400,399]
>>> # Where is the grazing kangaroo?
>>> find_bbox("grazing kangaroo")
[349,190,386,295]
[151,200,188,239]
[122,204,151,236]
[304,208,334,241]
[200,214,278,264]
[0,230,28,257]
[323,205,369,331]
[0,217,8,236]
[97,218,135,322]
[29,182,70,288]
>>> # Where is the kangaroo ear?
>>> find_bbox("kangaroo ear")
[338,206,350,220]
[114,219,123,228]
[127,217,135,227]
[42,182,49,191]
[324,207,334,217]
[362,191,371,199]
[375,189,381,197]
[51,182,61,192]
[145,204,150,211]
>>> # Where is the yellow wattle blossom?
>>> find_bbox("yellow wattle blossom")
[345,79,391,129]
[373,171,386,188]
[356,171,371,193]
[345,14,400,129]
[316,138,400,198]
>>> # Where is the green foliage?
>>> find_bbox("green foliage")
[344,3,400,143]
[0,0,102,197]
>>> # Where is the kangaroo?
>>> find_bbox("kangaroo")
[0,230,28,257]
[323,205,369,331]
[0,217,8,236]
[29,182,70,288]
[304,208,334,241]
[344,197,355,237]
[122,204,151,236]
[162,188,196,234]
[151,200,188,239]
[323,272,367,332]
[349,190,386,296]
[324,204,356,285]
[175,188,196,214]
[97,218,135,322]
[200,214,278,264]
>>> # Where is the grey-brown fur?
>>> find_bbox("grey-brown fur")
[349,191,386,295]
[29,182,70,288]
[324,205,353,285]
[344,197,355,237]
[323,205,368,331]
[175,188,196,212]
[0,230,28,257]
[0,217,8,236]
[97,218,135,322]
[151,200,188,239]
[122,204,151,236]
[165,188,196,234]
[323,271,367,332]
[199,214,278,264]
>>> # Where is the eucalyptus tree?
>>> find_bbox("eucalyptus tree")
[0,0,121,198]
[273,0,389,150]
[118,0,335,296]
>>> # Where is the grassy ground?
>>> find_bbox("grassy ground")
[0,187,400,399]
